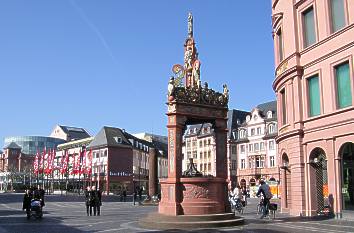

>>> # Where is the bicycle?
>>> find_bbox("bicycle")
[256,195,264,215]
[228,193,243,215]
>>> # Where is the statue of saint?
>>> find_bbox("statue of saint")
[184,47,193,69]
[168,77,175,96]
[188,12,193,38]
[192,60,201,87]
[223,84,229,99]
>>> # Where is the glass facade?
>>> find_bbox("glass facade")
[4,136,66,155]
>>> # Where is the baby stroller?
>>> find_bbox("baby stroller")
[27,199,43,219]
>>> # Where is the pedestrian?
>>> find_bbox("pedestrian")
[37,185,45,207]
[242,186,248,206]
[23,189,32,219]
[96,188,102,216]
[256,179,273,219]
[90,186,97,216]
[84,186,91,216]
[133,188,137,205]
[123,189,127,202]
[138,187,143,202]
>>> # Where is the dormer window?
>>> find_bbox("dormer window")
[246,115,251,122]
[253,115,258,120]
[114,137,122,143]
[267,111,273,118]
[232,131,237,139]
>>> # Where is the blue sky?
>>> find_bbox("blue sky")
[0,0,274,147]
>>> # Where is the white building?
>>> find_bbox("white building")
[236,101,279,197]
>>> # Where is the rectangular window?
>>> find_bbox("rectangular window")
[199,141,202,148]
[241,159,245,169]
[277,28,283,61]
[280,89,287,125]
[269,141,275,150]
[270,156,275,167]
[193,151,197,159]
[257,127,261,135]
[308,75,321,116]
[330,0,346,32]
[254,143,259,151]
[231,146,237,154]
[231,160,236,170]
[249,159,253,168]
[199,152,203,159]
[208,151,211,158]
[240,145,245,153]
[260,142,265,151]
[335,62,352,108]
[303,6,316,48]
[256,157,261,168]
[249,144,253,152]
[251,128,255,136]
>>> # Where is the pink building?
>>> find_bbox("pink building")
[272,0,354,217]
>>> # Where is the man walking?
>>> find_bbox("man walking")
[90,186,97,216]
[256,179,272,219]
[96,188,102,216]
[23,189,32,219]
[84,186,91,216]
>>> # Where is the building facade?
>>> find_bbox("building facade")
[181,110,249,186]
[235,101,278,197]
[0,142,35,191]
[226,109,250,188]
[272,0,354,217]
[50,125,91,142]
[86,126,168,195]
[182,124,216,176]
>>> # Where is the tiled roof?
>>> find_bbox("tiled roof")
[87,126,131,149]
[184,123,214,138]
[256,100,277,119]
[3,141,22,150]
[227,109,250,140]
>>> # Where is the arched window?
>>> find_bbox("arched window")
[250,178,256,186]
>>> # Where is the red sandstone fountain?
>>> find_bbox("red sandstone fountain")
[140,13,243,230]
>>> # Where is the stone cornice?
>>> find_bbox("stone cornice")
[273,65,304,91]
[275,129,304,143]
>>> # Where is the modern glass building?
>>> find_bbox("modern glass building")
[4,136,66,155]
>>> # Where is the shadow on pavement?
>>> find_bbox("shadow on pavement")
[0,209,86,233]
[139,229,286,233]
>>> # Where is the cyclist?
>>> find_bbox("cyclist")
[256,179,273,219]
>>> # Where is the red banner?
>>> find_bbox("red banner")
[33,151,39,173]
